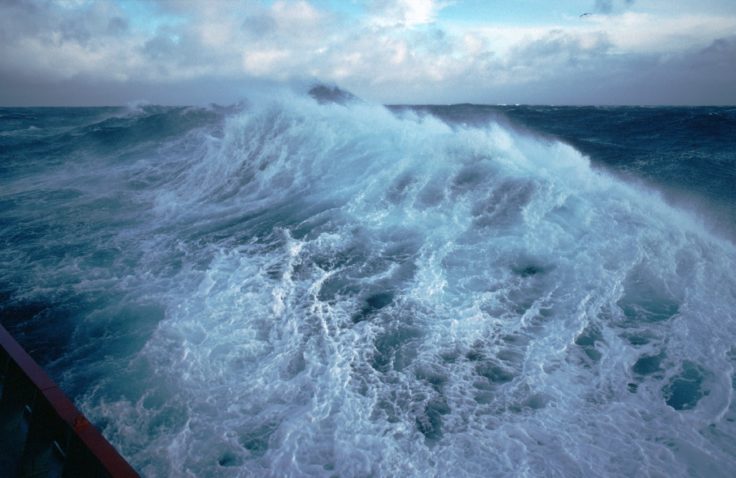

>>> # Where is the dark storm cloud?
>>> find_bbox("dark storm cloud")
[649,35,736,103]
[602,36,736,105]
[0,0,46,41]
[107,16,128,35]
[0,69,273,106]
[143,32,181,61]
[142,28,208,66]
[0,0,132,51]
[695,36,736,68]
[511,30,612,67]
[485,35,736,105]
[242,14,278,37]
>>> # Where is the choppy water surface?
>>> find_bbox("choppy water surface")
[1,96,735,477]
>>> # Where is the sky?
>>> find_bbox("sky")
[1,0,735,106]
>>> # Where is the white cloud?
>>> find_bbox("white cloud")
[369,0,451,27]
[242,49,291,77]
[594,12,736,53]
[0,0,734,105]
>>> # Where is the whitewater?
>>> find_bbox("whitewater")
[1,92,735,477]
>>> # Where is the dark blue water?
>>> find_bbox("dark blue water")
[1,96,735,477]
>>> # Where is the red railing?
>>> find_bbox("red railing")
[0,324,139,477]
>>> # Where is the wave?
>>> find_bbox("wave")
[2,95,736,477]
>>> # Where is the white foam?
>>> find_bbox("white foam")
[71,94,736,476]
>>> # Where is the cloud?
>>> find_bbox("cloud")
[241,14,277,38]
[0,0,734,105]
[369,0,451,26]
[512,30,612,66]
[478,34,736,105]
[595,0,635,14]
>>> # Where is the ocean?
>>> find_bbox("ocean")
[1,93,735,477]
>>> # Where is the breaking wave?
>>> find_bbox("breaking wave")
[1,95,735,477]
